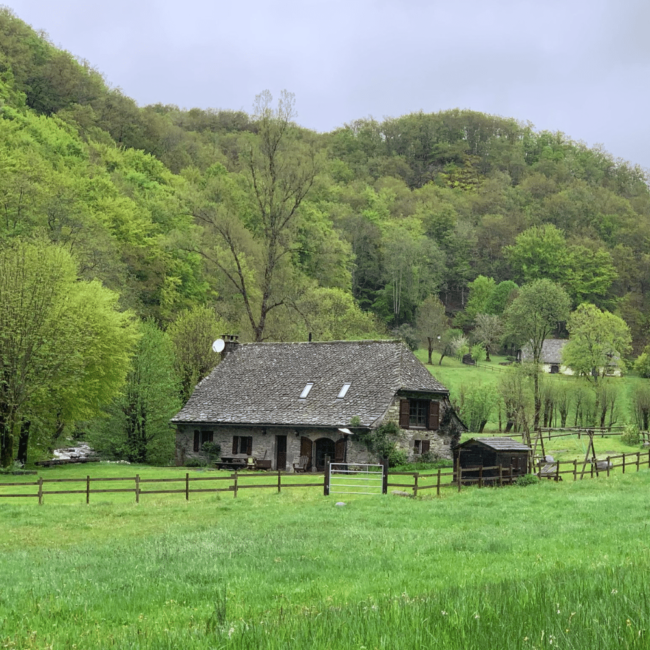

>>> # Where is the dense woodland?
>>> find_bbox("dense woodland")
[1,8,650,466]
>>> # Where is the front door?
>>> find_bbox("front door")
[276,435,287,471]
[300,437,313,470]
[315,438,336,471]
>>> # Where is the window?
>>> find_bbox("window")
[337,383,351,399]
[410,400,428,428]
[232,436,253,455]
[300,383,314,399]
[193,430,213,453]
[399,399,440,430]
[413,439,431,455]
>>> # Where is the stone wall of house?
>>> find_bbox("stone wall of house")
[378,395,456,461]
[176,425,372,471]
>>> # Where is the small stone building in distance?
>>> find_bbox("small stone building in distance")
[172,339,464,471]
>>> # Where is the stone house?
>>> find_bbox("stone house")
[517,339,621,376]
[172,339,464,471]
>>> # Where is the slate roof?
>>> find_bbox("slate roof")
[520,339,567,364]
[459,437,531,452]
[172,340,448,428]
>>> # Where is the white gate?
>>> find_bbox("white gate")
[326,462,386,496]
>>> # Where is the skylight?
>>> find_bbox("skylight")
[337,383,351,399]
[300,383,314,399]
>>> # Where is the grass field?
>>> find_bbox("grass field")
[1,464,650,648]
[415,349,649,433]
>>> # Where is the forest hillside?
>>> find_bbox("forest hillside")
[1,7,649,464]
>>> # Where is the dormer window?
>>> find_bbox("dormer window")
[300,383,314,399]
[337,383,351,399]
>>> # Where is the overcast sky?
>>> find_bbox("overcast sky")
[6,0,650,169]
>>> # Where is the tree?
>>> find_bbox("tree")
[192,90,319,341]
[562,303,631,383]
[459,275,496,326]
[485,280,518,315]
[504,224,568,284]
[564,246,617,305]
[504,279,571,434]
[436,328,463,365]
[90,321,181,464]
[415,295,448,364]
[473,313,503,361]
[168,306,227,401]
[0,240,137,466]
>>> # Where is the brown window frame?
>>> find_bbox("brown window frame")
[232,436,253,455]
[194,430,213,452]
[399,399,441,431]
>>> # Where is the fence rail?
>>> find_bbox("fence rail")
[1,449,649,504]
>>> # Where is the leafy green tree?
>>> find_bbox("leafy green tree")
[456,276,496,327]
[90,321,181,464]
[168,306,228,401]
[504,279,571,434]
[0,240,137,466]
[564,246,617,305]
[485,280,518,315]
[504,224,568,284]
[415,295,448,364]
[473,313,503,361]
[562,304,632,383]
[634,345,650,378]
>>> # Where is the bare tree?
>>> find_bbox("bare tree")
[193,91,319,341]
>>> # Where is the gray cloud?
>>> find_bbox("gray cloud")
[6,0,650,169]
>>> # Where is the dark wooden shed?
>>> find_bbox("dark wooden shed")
[454,437,531,478]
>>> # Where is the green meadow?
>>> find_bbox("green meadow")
[1,464,650,649]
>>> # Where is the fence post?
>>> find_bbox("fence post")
[648,449,650,468]
[555,461,560,482]
[457,462,462,493]
[381,458,388,495]
[478,465,483,488]
[413,472,419,498]
[186,473,189,501]
[437,468,441,496]
[637,452,640,472]
[38,477,43,506]
[590,460,594,479]
[509,464,513,485]
[135,474,140,504]
[86,475,90,505]
[595,457,600,478]
[498,465,503,487]
[277,469,281,494]
[573,460,577,481]
[622,453,626,474]
[323,463,330,496]
[606,456,610,478]
[233,472,238,498]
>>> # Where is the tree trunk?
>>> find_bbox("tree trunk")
[16,420,30,465]
[485,347,491,362]
[0,401,15,468]
[438,353,445,366]
[533,367,541,432]
[427,339,433,365]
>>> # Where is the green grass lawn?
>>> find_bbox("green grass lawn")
[1,464,650,648]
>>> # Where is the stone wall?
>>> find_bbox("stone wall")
[176,425,372,471]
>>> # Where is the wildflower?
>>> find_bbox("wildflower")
[474,613,480,619]
[611,589,618,594]
[441,611,448,616]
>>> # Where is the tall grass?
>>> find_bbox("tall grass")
[1,468,650,648]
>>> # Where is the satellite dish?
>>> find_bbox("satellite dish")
[212,338,225,353]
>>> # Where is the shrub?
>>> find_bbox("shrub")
[457,382,499,433]
[634,347,650,378]
[516,473,539,487]
[621,424,641,446]
[201,441,221,463]
[185,458,205,468]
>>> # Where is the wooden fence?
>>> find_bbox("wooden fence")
[1,449,649,504]
[0,470,326,505]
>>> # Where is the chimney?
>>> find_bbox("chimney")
[221,334,240,359]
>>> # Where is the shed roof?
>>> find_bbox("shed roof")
[520,339,567,364]
[458,437,531,452]
[172,340,448,428]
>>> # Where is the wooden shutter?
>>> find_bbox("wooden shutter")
[335,438,346,463]
[399,399,410,428]
[232,436,239,454]
[428,401,440,430]
[300,437,313,458]
[246,436,253,455]
[193,430,200,452]
[421,439,430,454]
